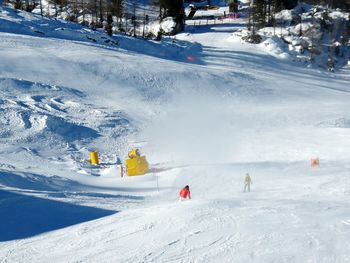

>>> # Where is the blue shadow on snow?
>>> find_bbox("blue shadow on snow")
[0,189,116,242]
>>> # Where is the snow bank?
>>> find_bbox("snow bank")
[259,37,290,59]
[0,5,118,47]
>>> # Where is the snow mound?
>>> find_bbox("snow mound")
[0,101,100,145]
[0,78,99,143]
[329,11,349,19]
[259,37,290,59]
[275,9,294,22]
[38,114,100,141]
[0,77,132,170]
[317,118,350,128]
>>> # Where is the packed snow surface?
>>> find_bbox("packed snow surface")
[1,4,350,263]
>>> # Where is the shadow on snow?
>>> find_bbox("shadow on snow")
[0,189,116,242]
[0,170,80,192]
[115,34,204,65]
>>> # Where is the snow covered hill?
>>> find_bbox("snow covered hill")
[1,3,350,263]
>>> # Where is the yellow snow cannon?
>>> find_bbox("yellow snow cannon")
[125,149,149,176]
[90,151,99,165]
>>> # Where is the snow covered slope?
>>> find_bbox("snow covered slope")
[1,4,350,263]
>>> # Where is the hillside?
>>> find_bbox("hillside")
[1,3,350,263]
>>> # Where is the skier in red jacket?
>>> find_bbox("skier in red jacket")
[179,185,191,201]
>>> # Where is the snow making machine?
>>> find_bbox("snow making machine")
[125,149,149,176]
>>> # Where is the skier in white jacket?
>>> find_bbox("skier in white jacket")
[244,173,252,192]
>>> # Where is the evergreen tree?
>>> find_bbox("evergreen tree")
[110,0,123,30]
[307,0,350,11]
[14,0,23,9]
[160,0,184,30]
[266,0,273,26]
[274,0,298,12]
[105,13,113,36]
[228,0,239,12]
[252,0,266,29]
